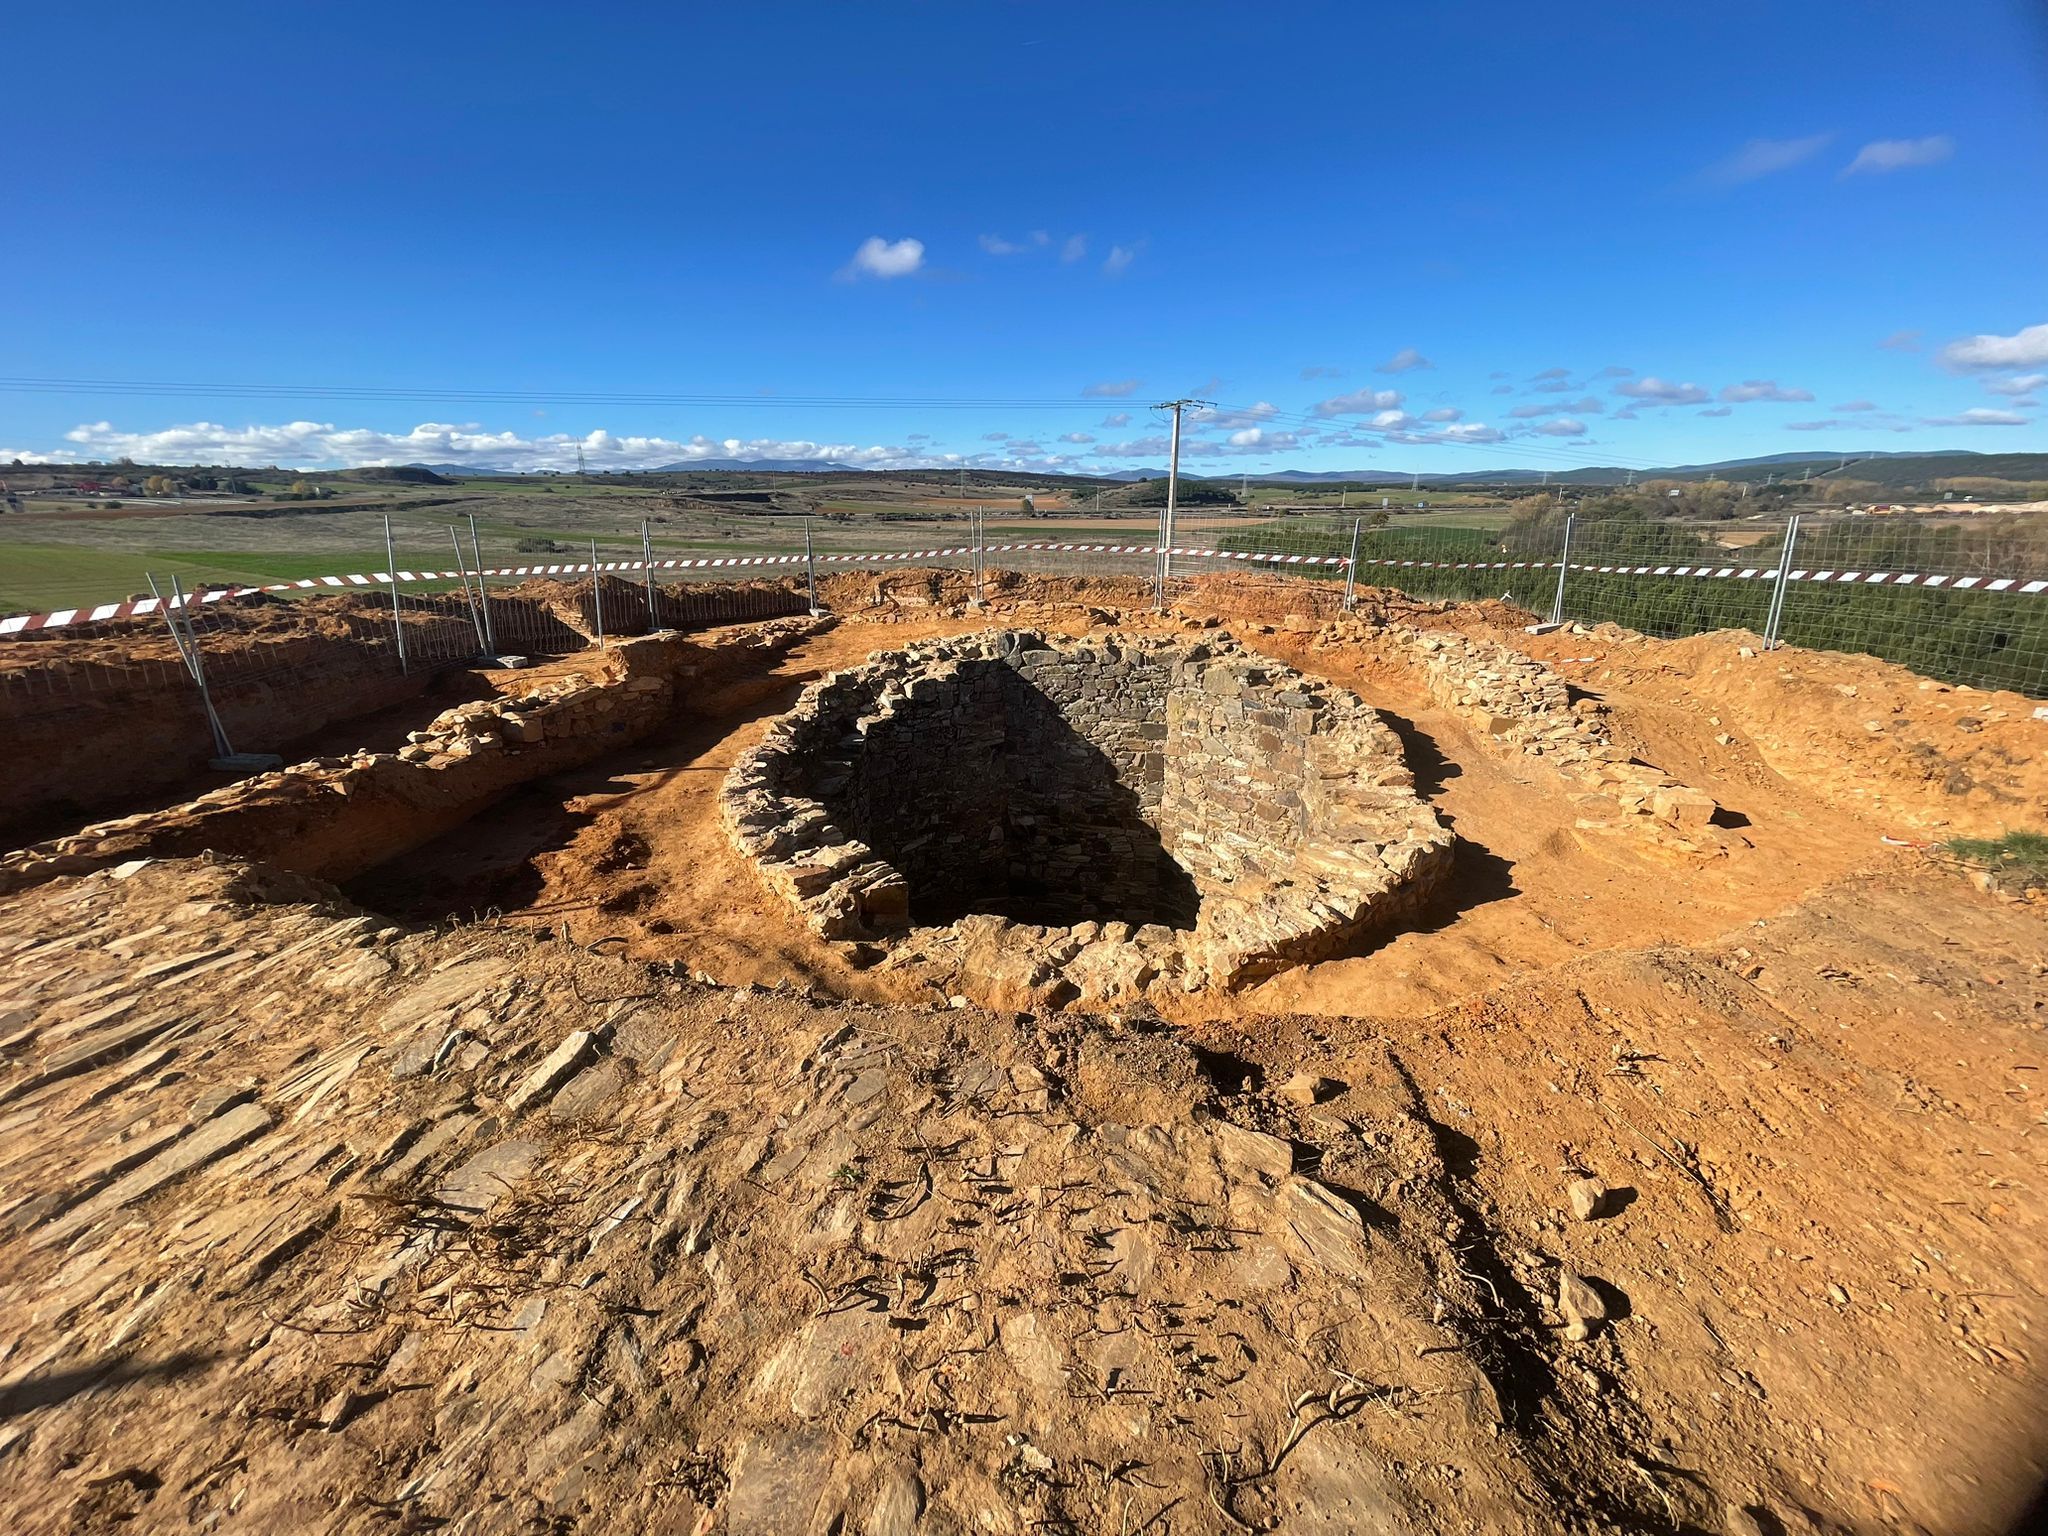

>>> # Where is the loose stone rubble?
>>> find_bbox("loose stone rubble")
[1311,620,1724,847]
[722,630,1452,1008]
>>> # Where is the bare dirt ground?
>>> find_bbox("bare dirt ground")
[1,576,2044,1535]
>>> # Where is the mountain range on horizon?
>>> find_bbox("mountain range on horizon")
[387,447,2041,489]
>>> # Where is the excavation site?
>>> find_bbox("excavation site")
[1,568,2044,1536]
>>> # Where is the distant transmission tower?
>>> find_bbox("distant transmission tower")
[577,443,587,476]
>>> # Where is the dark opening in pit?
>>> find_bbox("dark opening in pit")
[824,658,1201,930]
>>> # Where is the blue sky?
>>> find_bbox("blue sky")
[3,0,2044,475]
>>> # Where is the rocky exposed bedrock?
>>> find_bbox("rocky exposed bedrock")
[722,630,1452,1008]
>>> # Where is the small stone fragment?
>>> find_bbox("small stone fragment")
[1279,1072,1341,1107]
[1565,1176,1608,1221]
[506,1030,598,1113]
[864,1465,924,1536]
[1558,1272,1607,1341]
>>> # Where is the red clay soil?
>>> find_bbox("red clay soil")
[2,580,2045,1534]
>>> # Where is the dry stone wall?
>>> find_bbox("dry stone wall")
[0,620,822,894]
[723,630,1453,1009]
[1312,619,1724,849]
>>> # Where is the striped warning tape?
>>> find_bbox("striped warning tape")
[2,540,2042,636]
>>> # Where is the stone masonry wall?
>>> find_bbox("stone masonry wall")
[1309,617,1725,852]
[723,630,1454,1008]
[0,620,823,895]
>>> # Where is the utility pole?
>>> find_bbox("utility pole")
[1151,397,1210,605]
[577,442,587,477]
[1411,471,1420,492]
[1625,470,1635,488]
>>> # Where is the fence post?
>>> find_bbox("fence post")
[1764,513,1801,650]
[805,523,821,616]
[972,505,985,608]
[383,516,409,673]
[467,514,497,654]
[450,526,487,653]
[149,572,234,759]
[641,518,658,633]
[589,539,606,649]
[1549,514,1576,626]
[1153,499,1167,611]
[1343,517,1362,611]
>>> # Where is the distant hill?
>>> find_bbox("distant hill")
[654,458,863,473]
[342,465,452,485]
[405,463,519,478]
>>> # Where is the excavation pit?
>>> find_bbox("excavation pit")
[722,630,1455,1008]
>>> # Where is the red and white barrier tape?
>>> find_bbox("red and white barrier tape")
[2,540,2042,636]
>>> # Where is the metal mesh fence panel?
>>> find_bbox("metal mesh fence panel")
[1553,518,1787,641]
[1773,516,2048,696]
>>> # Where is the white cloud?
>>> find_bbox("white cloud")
[1061,233,1087,263]
[1530,377,1575,393]
[1507,403,1558,419]
[1433,423,1505,444]
[1786,420,1841,432]
[981,431,1010,441]
[1697,406,1734,417]
[1529,367,1570,382]
[48,418,919,472]
[1299,365,1343,380]
[1377,347,1432,373]
[1419,407,1462,423]
[984,230,1065,257]
[1615,376,1711,405]
[1102,243,1138,275]
[1090,436,1171,458]
[1833,399,1880,412]
[1099,411,1131,427]
[1312,387,1403,418]
[1844,135,1954,175]
[1219,429,1303,454]
[1702,134,1832,186]
[1083,378,1141,397]
[1941,323,2048,371]
[1533,417,1587,437]
[1191,402,1277,430]
[1986,373,2047,396]
[1921,407,2029,427]
[1879,329,1922,351]
[1719,379,1816,402]
[1490,384,1514,395]
[1597,365,1635,378]
[844,235,925,279]
[1060,431,1094,443]
[1370,410,1412,429]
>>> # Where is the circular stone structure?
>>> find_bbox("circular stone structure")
[721,630,1452,1007]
